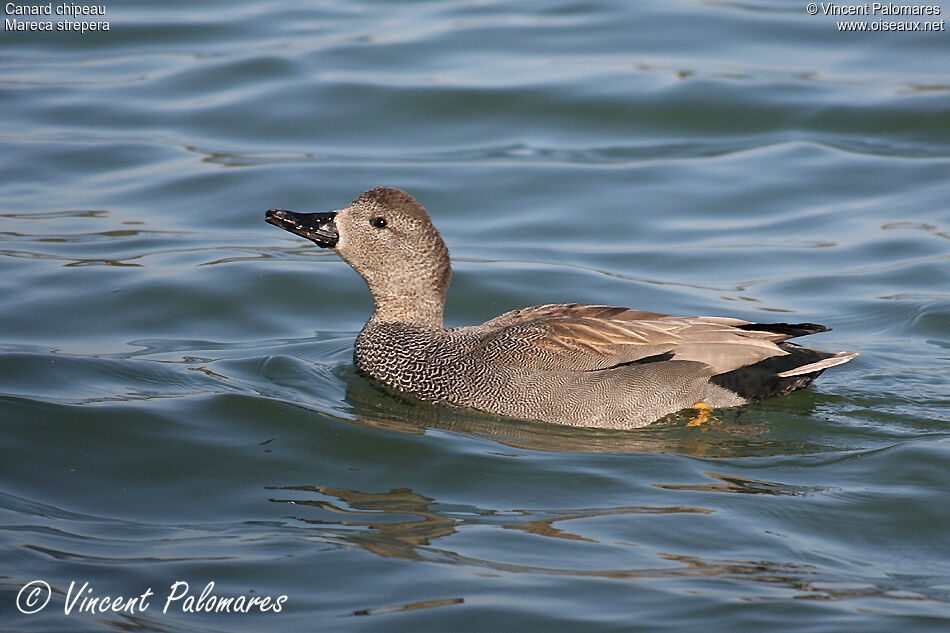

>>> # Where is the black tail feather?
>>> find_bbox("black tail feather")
[736,322,830,338]
[710,342,836,402]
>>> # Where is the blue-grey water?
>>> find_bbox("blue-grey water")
[2,1,950,631]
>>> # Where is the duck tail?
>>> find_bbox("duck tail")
[710,344,858,402]
[776,351,859,378]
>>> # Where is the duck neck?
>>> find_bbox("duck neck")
[354,238,451,329]
[368,285,446,328]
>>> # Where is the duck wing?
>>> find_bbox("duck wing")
[480,303,671,328]
[477,303,839,375]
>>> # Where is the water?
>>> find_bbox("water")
[2,1,950,631]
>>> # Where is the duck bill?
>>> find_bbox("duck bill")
[266,209,338,248]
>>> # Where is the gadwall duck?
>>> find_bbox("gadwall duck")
[266,187,857,429]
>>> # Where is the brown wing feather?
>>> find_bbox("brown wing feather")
[481,303,671,329]
[478,303,802,374]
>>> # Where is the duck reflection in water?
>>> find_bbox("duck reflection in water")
[335,366,831,457]
[265,480,889,604]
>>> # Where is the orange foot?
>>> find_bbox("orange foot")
[687,402,714,427]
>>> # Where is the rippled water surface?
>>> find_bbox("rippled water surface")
[3,1,950,631]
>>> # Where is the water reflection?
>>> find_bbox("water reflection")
[352,597,465,617]
[338,371,827,457]
[268,484,711,561]
[502,504,712,543]
[268,484,924,603]
[269,485,713,553]
[268,486,456,561]
[655,472,823,496]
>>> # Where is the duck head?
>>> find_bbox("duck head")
[266,187,451,327]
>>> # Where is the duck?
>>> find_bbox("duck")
[265,187,857,429]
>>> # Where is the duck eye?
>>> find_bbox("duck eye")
[371,217,387,229]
